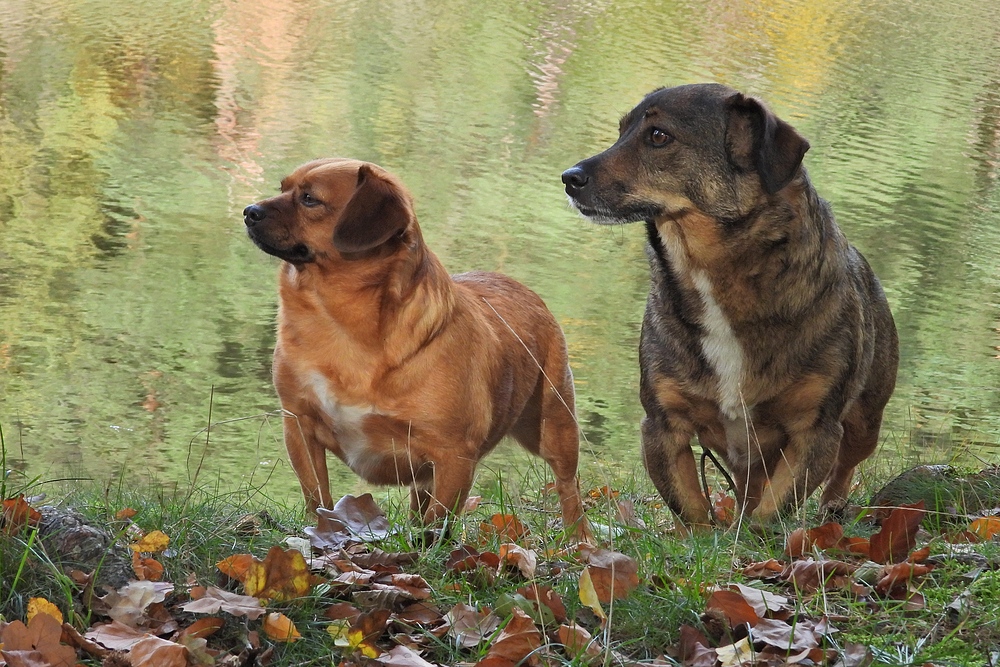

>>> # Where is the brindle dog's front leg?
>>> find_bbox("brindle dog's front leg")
[641,413,713,526]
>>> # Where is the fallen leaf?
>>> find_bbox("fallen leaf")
[875,563,934,595]
[376,644,441,667]
[176,617,224,641]
[750,617,820,652]
[678,624,717,667]
[129,530,170,553]
[716,636,754,667]
[262,612,300,642]
[179,586,265,620]
[483,608,542,664]
[106,581,172,627]
[869,502,925,564]
[558,623,602,661]
[706,590,758,628]
[578,547,640,602]
[743,559,784,579]
[84,621,151,651]
[0,613,76,667]
[498,544,537,579]
[578,567,606,621]
[216,554,256,582]
[444,603,500,648]
[245,546,313,602]
[727,583,791,617]
[785,528,811,558]
[306,494,393,551]
[26,598,62,625]
[780,559,856,594]
[1,496,41,535]
[479,514,529,543]
[131,552,165,581]
[128,635,188,667]
[970,516,1000,541]
[516,584,568,623]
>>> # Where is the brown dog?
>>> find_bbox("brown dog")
[244,158,590,539]
[562,84,898,526]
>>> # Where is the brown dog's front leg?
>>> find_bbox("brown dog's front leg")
[281,411,333,514]
[641,414,713,526]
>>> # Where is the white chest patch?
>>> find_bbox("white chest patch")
[657,226,745,419]
[306,371,379,476]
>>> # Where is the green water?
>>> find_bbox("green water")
[1,0,999,502]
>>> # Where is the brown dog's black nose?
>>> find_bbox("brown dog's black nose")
[561,166,589,195]
[243,204,266,226]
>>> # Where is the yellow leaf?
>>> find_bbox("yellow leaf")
[129,529,170,553]
[578,566,606,621]
[327,619,352,644]
[244,561,267,598]
[26,597,63,624]
[262,612,301,642]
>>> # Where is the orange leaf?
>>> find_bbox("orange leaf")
[217,553,256,583]
[177,617,224,641]
[875,562,934,595]
[558,623,602,661]
[131,552,165,581]
[1,495,41,535]
[808,522,845,550]
[784,528,811,558]
[480,514,529,543]
[970,516,1000,541]
[115,507,138,520]
[262,612,300,642]
[869,502,925,564]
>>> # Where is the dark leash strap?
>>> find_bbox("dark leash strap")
[700,447,738,516]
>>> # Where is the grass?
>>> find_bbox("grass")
[2,436,1000,666]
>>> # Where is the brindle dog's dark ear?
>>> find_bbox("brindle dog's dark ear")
[725,93,810,195]
[333,164,411,253]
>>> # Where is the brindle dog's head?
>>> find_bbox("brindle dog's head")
[562,83,810,225]
[244,158,414,265]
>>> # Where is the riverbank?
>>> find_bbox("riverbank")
[1,465,998,666]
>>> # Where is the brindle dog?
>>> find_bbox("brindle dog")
[562,83,898,526]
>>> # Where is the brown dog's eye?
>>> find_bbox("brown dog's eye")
[301,192,320,207]
[649,128,673,147]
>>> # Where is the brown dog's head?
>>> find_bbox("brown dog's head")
[561,83,810,225]
[244,158,414,265]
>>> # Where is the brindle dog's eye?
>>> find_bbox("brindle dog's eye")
[649,128,673,146]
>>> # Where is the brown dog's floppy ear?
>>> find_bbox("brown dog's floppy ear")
[333,164,411,253]
[725,93,810,195]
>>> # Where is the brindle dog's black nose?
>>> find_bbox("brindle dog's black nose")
[561,166,589,195]
[243,204,266,225]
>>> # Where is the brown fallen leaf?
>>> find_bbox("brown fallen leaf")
[780,559,856,594]
[127,635,189,667]
[498,543,538,579]
[0,613,77,667]
[725,583,791,617]
[678,624,718,667]
[105,580,173,628]
[84,620,151,652]
[179,585,265,620]
[749,617,821,652]
[376,644,442,667]
[444,603,500,648]
[578,547,640,602]
[483,608,542,664]
[875,562,934,595]
[706,590,758,628]
[131,551,165,581]
[558,623,602,661]
[869,501,925,565]
[305,494,393,550]
[516,584,568,623]
[175,617,224,641]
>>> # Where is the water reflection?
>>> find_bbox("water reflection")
[0,0,998,502]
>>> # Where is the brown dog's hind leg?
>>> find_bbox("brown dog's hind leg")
[642,414,713,526]
[421,457,476,526]
[820,401,883,513]
[512,368,592,542]
[754,420,842,519]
